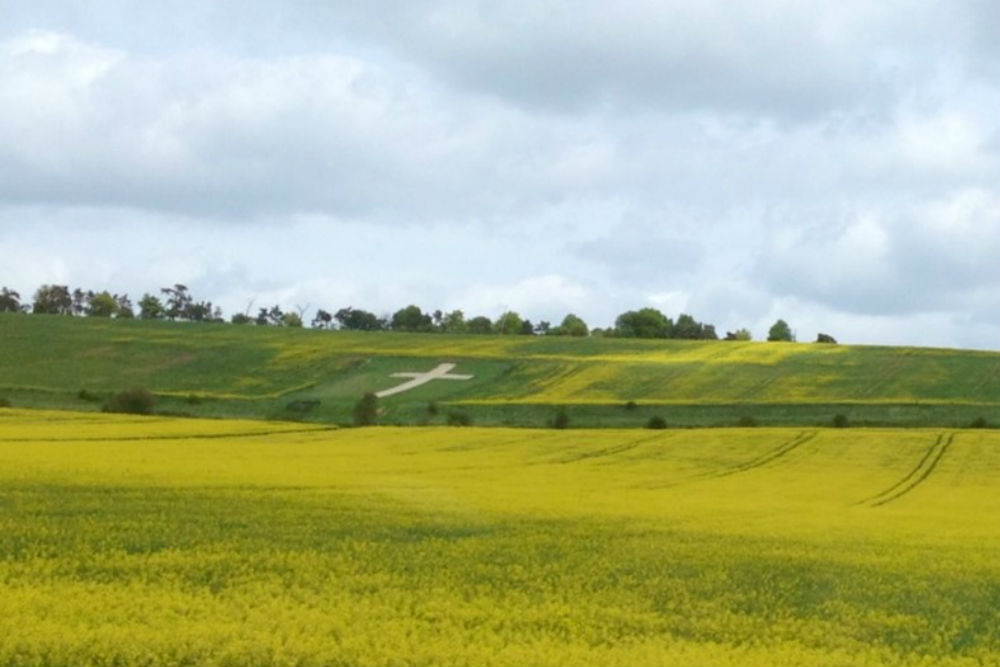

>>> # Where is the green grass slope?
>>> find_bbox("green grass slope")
[2,312,1000,427]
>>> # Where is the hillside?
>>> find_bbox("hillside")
[2,313,1000,427]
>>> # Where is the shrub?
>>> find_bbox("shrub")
[646,416,668,429]
[623,400,638,411]
[0,397,10,408]
[426,401,439,416]
[969,416,989,429]
[553,408,570,429]
[186,394,204,405]
[446,410,473,426]
[737,415,758,427]
[352,393,379,426]
[105,387,156,415]
[78,389,102,402]
[832,413,849,428]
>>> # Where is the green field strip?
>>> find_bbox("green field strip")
[864,433,956,507]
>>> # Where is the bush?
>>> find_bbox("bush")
[623,400,638,411]
[186,393,204,405]
[553,408,570,429]
[426,401,439,416]
[352,392,379,426]
[0,397,10,408]
[446,410,473,426]
[646,416,668,429]
[78,389,101,402]
[969,416,989,429]
[832,413,849,428]
[105,387,156,415]
[737,415,758,427]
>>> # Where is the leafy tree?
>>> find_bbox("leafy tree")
[816,333,837,344]
[725,328,753,341]
[71,288,88,316]
[441,310,467,333]
[138,294,165,320]
[231,313,252,325]
[552,313,588,337]
[767,319,794,342]
[86,291,118,318]
[615,308,672,338]
[519,319,535,335]
[352,392,379,426]
[391,305,433,332]
[700,323,718,340]
[534,320,551,335]
[32,284,73,315]
[494,311,524,335]
[282,312,303,327]
[0,287,22,313]
[115,294,134,318]
[673,313,702,340]
[161,284,193,320]
[311,308,333,329]
[335,307,384,331]
[466,316,493,334]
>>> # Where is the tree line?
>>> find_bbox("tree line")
[0,283,834,342]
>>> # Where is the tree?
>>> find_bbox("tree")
[725,328,753,341]
[71,288,88,316]
[311,309,333,329]
[231,313,252,325]
[767,319,794,342]
[86,291,118,318]
[391,305,433,332]
[0,287,21,313]
[615,308,672,338]
[352,392,379,426]
[441,310,467,333]
[700,324,718,340]
[115,294,134,318]
[466,316,493,334]
[138,294,165,320]
[161,284,192,320]
[534,320,551,335]
[282,312,303,327]
[335,307,384,331]
[551,313,588,337]
[32,285,73,315]
[494,311,524,335]
[816,333,837,344]
[673,313,702,340]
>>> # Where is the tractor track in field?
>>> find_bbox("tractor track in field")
[712,431,818,478]
[861,432,955,507]
[0,425,339,443]
[554,434,666,464]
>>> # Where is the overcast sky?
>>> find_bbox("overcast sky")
[2,1,1000,348]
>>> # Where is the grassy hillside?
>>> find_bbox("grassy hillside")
[3,313,1000,427]
[1,410,999,665]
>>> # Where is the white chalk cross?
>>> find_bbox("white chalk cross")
[374,363,474,398]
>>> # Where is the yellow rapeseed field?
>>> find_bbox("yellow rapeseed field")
[0,409,998,666]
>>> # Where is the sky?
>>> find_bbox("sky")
[2,1,1000,348]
